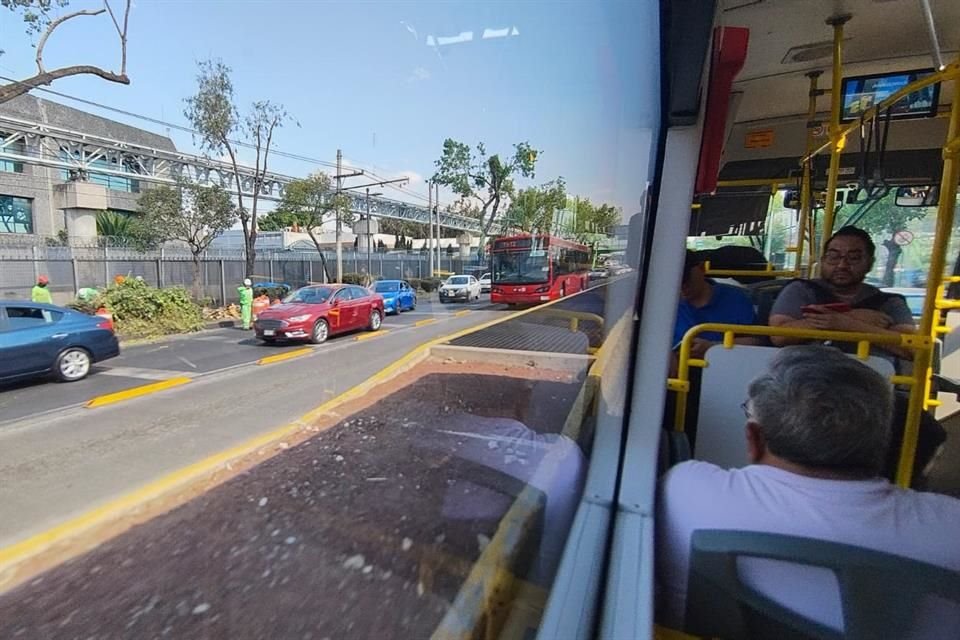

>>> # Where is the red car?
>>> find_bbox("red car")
[254,284,384,344]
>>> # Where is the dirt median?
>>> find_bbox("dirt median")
[0,360,584,639]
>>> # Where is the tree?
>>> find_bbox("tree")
[257,209,300,232]
[848,193,929,286]
[273,172,348,282]
[571,197,621,240]
[503,178,567,234]
[138,182,236,298]
[432,139,539,255]
[184,60,288,278]
[0,0,131,104]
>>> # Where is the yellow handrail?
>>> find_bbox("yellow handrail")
[897,70,960,486]
[666,322,932,488]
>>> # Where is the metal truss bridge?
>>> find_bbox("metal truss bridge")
[0,114,483,234]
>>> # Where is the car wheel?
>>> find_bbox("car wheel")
[310,319,329,344]
[56,347,92,382]
[368,309,382,331]
[560,284,567,298]
[411,296,417,310]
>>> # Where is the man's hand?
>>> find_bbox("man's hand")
[802,309,852,331]
[847,308,893,328]
[690,338,716,359]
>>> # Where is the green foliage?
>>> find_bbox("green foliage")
[842,192,931,285]
[274,172,349,233]
[340,273,366,285]
[571,197,622,240]
[137,182,235,255]
[2,0,68,36]
[94,278,204,338]
[504,178,567,233]
[432,138,540,252]
[254,284,289,300]
[183,59,238,157]
[95,209,157,249]
[258,209,300,231]
[418,277,442,292]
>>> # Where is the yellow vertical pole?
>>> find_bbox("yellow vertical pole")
[817,14,852,273]
[797,71,822,275]
[896,71,960,486]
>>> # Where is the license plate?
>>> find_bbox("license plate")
[263,329,275,336]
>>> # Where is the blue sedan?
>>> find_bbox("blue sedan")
[373,280,417,315]
[0,301,120,383]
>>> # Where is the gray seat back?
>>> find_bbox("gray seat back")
[694,345,894,469]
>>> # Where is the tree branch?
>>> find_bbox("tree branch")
[36,7,106,74]
[104,0,132,76]
[0,65,129,104]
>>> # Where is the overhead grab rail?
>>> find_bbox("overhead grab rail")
[665,322,932,488]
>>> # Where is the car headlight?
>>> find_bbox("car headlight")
[287,314,311,322]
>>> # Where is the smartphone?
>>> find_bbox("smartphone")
[802,302,852,314]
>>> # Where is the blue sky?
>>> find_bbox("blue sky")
[1,0,651,215]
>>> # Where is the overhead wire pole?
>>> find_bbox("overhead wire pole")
[428,180,434,278]
[435,182,442,275]
[333,149,365,282]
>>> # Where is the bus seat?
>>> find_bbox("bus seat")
[685,529,960,640]
[748,279,793,330]
[694,345,894,470]
[658,429,694,477]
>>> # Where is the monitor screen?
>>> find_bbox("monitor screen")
[840,69,939,122]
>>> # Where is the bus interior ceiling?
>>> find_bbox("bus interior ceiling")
[693,0,959,239]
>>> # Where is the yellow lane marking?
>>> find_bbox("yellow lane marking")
[454,310,471,317]
[355,330,389,342]
[85,377,192,409]
[0,282,613,590]
[256,347,313,366]
[415,318,438,327]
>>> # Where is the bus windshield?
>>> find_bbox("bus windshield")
[492,252,550,284]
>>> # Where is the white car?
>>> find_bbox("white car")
[439,274,482,303]
[479,272,492,293]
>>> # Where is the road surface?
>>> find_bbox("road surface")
[0,297,505,548]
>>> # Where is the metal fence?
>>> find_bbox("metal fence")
[0,244,485,306]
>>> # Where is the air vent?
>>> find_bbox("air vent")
[781,40,849,64]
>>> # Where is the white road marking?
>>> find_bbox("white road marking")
[176,356,198,370]
[96,367,195,381]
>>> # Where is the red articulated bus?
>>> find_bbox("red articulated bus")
[489,234,591,305]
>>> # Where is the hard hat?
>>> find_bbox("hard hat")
[244,278,252,286]
[37,275,49,285]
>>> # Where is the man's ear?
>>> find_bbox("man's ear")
[746,421,766,463]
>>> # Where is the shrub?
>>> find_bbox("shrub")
[254,285,290,301]
[341,273,365,285]
[94,278,204,338]
[419,277,443,292]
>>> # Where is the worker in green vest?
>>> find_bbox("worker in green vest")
[31,275,53,304]
[238,278,254,330]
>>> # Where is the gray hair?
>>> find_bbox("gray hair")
[747,345,893,477]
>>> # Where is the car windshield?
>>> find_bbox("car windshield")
[374,282,400,292]
[492,252,550,284]
[448,276,469,285]
[283,287,333,304]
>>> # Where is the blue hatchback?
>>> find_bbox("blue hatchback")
[0,301,120,383]
[373,280,417,315]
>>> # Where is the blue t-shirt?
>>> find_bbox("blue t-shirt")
[673,282,756,347]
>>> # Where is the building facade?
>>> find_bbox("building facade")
[0,94,177,241]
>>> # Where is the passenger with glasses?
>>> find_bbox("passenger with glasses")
[767,226,915,360]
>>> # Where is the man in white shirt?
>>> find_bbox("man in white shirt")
[656,345,960,636]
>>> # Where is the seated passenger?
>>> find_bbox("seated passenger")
[674,250,758,363]
[768,226,915,360]
[656,346,960,635]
